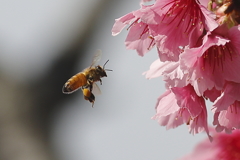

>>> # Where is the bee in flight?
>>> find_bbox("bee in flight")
[62,50,112,107]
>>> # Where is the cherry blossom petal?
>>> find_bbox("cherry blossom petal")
[144,59,188,88]
[143,59,170,79]
[213,82,240,112]
[203,87,221,102]
[180,27,240,96]
[140,0,218,61]
[152,85,211,138]
[213,101,240,133]
[125,22,154,56]
[112,13,136,36]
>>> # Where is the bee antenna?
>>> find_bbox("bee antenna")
[105,69,113,71]
[103,60,110,69]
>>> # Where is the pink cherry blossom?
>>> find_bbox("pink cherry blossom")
[140,0,218,61]
[125,22,155,56]
[144,59,188,88]
[213,82,240,112]
[203,87,221,102]
[212,82,240,133]
[113,0,240,138]
[180,25,240,96]
[213,103,240,133]
[178,129,240,160]
[152,85,212,140]
[112,12,136,36]
[112,4,155,56]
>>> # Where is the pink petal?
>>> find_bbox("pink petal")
[154,90,179,116]
[203,87,221,102]
[125,22,154,56]
[180,29,240,96]
[140,0,218,61]
[172,86,202,118]
[199,5,218,32]
[213,102,240,132]
[153,111,188,130]
[143,59,168,79]
[112,13,135,36]
[213,82,240,112]
[153,86,211,138]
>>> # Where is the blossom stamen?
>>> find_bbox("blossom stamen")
[148,36,155,50]
[229,103,239,114]
[127,18,140,31]
[160,0,201,36]
[202,42,235,73]
[225,43,233,61]
[161,0,177,17]
[139,25,149,39]
[178,107,185,117]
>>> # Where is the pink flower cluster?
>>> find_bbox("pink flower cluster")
[112,0,240,140]
[179,129,240,160]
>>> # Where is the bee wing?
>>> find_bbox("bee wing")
[90,49,102,68]
[92,83,101,95]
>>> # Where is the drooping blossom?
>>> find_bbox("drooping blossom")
[144,58,188,88]
[112,0,218,60]
[141,0,218,61]
[113,0,240,137]
[145,25,240,96]
[112,4,155,56]
[211,82,240,133]
[213,103,240,134]
[124,21,155,56]
[180,25,240,96]
[152,85,212,140]
[213,82,240,112]
[178,129,240,160]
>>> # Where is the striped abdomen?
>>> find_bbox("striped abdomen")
[62,73,87,94]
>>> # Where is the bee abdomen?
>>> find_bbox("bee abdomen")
[62,73,87,94]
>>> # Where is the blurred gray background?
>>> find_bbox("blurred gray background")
[0,0,208,160]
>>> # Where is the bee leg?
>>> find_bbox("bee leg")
[88,93,95,108]
[82,88,95,107]
[85,78,93,92]
[99,79,102,85]
[89,84,93,92]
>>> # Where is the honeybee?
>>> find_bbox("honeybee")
[62,50,112,106]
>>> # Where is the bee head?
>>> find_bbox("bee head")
[96,65,107,77]
[97,60,112,77]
